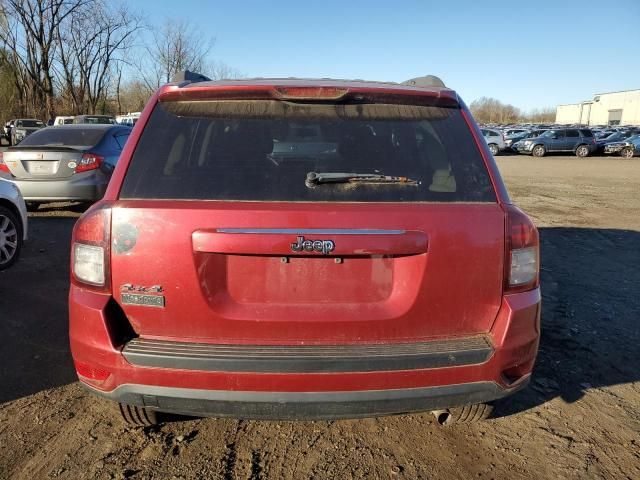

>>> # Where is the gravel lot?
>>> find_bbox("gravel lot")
[0,155,639,480]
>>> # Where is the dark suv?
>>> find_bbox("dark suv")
[69,74,541,427]
[516,128,596,157]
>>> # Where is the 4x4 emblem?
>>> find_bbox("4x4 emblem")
[290,236,335,255]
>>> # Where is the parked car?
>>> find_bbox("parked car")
[603,134,640,158]
[53,116,75,126]
[73,115,115,125]
[0,176,28,270]
[115,113,141,127]
[595,131,636,154]
[480,128,506,155]
[503,128,529,137]
[0,124,131,207]
[69,74,541,426]
[511,130,548,152]
[8,118,45,145]
[3,120,14,144]
[504,131,531,150]
[515,128,596,157]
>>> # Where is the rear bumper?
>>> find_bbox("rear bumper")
[82,379,528,420]
[2,172,108,201]
[70,288,541,419]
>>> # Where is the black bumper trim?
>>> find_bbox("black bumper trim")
[84,379,527,420]
[122,337,494,373]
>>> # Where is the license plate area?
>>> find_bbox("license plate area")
[24,160,58,175]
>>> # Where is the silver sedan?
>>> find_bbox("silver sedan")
[0,124,131,208]
[0,177,28,269]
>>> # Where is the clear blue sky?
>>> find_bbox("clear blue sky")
[134,0,640,112]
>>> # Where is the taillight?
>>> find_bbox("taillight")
[76,153,103,173]
[74,360,111,381]
[71,204,111,292]
[505,205,539,293]
[0,152,9,174]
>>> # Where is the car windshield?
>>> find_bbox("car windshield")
[540,130,557,138]
[16,120,44,128]
[15,127,106,147]
[120,100,496,203]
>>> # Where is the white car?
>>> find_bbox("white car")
[53,116,75,125]
[0,176,28,269]
[480,128,506,156]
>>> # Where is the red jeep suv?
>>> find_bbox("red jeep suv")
[69,74,540,426]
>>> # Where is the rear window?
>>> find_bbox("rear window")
[16,119,44,128]
[120,100,495,203]
[17,127,106,147]
[580,129,593,137]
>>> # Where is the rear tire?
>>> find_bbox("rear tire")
[0,206,23,270]
[488,143,499,156]
[433,403,494,426]
[532,145,546,157]
[575,145,590,158]
[621,147,635,158]
[118,403,159,427]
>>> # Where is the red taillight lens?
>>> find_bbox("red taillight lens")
[275,86,349,100]
[0,152,9,174]
[74,360,111,381]
[71,204,112,292]
[505,205,539,293]
[76,153,103,173]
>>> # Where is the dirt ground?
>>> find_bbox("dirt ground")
[1,155,639,480]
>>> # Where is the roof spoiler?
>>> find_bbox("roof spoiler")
[172,70,211,84]
[402,75,446,88]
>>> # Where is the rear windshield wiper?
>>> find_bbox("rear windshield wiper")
[306,171,418,188]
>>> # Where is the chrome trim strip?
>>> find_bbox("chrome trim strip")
[216,228,406,235]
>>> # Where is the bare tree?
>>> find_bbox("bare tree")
[55,0,142,114]
[141,18,215,90]
[470,97,522,124]
[117,80,151,113]
[208,60,243,80]
[0,0,93,118]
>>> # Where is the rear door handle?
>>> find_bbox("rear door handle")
[192,228,428,256]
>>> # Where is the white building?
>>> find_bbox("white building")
[555,89,640,126]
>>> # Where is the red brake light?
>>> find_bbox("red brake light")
[74,360,111,381]
[76,153,103,173]
[0,152,9,174]
[505,205,539,293]
[274,86,349,100]
[71,204,112,292]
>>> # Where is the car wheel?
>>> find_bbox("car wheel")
[432,403,494,426]
[488,143,499,156]
[0,206,23,270]
[118,403,159,426]
[621,147,635,159]
[532,145,546,157]
[575,145,590,158]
